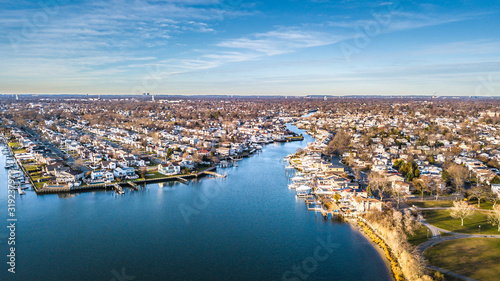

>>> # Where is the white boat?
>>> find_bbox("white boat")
[296,185,311,196]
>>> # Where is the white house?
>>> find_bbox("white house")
[102,161,117,170]
[158,162,181,176]
[114,167,137,179]
[90,170,114,182]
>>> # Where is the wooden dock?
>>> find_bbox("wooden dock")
[174,176,189,184]
[204,171,227,178]
[113,183,124,194]
[127,181,139,190]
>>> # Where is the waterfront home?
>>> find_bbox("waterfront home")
[55,169,84,183]
[44,162,69,175]
[158,162,181,176]
[340,188,367,201]
[350,196,383,212]
[113,167,137,179]
[90,170,114,183]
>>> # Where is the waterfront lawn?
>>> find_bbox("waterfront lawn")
[407,224,430,247]
[422,209,499,235]
[13,148,27,154]
[424,238,500,281]
[145,171,171,179]
[410,200,453,208]
[8,142,20,148]
[24,164,42,172]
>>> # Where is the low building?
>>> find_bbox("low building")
[350,196,383,212]
[114,167,137,179]
[158,162,181,176]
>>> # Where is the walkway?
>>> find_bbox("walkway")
[415,214,500,255]
[426,265,477,281]
[415,212,500,281]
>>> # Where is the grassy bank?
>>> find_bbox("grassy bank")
[358,220,403,281]
[422,209,499,235]
[424,238,500,281]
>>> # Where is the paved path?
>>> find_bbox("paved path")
[416,214,451,238]
[415,214,500,280]
[426,265,477,281]
[416,214,500,255]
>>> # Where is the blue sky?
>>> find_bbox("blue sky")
[1,0,499,96]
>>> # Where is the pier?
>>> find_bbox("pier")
[204,171,227,178]
[113,183,124,195]
[174,176,189,184]
[127,181,139,191]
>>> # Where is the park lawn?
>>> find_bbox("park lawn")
[13,148,27,154]
[411,200,453,208]
[424,238,500,281]
[466,199,495,210]
[407,224,430,247]
[422,209,499,235]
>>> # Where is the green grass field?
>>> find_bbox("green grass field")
[13,148,27,154]
[8,142,20,148]
[466,199,496,210]
[407,224,430,247]
[424,238,500,281]
[422,209,499,235]
[410,200,454,208]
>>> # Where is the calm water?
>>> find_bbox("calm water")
[0,125,391,281]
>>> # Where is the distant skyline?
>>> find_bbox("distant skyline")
[1,0,499,96]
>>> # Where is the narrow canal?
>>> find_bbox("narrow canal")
[0,125,391,280]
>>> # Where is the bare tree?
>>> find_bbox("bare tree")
[369,173,390,201]
[391,187,407,210]
[488,193,500,209]
[468,185,492,208]
[447,164,468,195]
[450,201,475,226]
[413,178,428,200]
[488,205,500,232]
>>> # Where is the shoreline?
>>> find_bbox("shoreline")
[285,123,396,281]
[348,218,396,281]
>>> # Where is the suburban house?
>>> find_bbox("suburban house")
[90,170,114,183]
[158,162,181,176]
[102,161,117,170]
[350,196,383,212]
[113,167,138,179]
[393,181,411,194]
[55,169,84,183]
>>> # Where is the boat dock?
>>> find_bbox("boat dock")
[127,181,139,190]
[173,176,188,184]
[113,183,124,195]
[204,171,227,178]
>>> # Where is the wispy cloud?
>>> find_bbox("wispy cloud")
[217,28,340,55]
